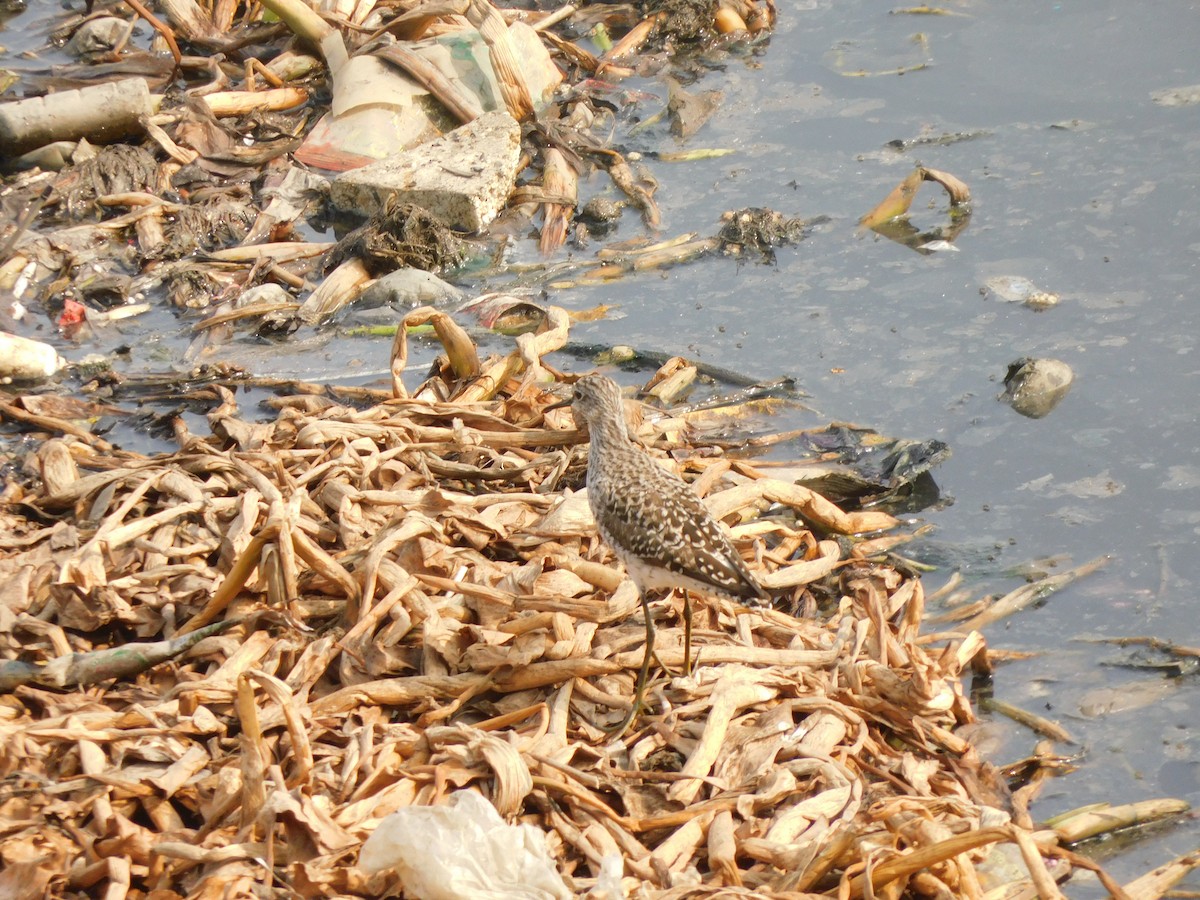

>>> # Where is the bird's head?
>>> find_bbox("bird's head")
[546,373,626,431]
[568,373,625,425]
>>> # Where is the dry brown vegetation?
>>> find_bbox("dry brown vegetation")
[0,310,1121,899]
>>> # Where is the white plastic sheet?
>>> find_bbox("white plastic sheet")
[359,790,571,900]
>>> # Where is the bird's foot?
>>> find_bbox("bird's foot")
[601,704,639,737]
[601,671,668,737]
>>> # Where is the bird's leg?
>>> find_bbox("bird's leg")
[606,591,656,736]
[682,591,693,677]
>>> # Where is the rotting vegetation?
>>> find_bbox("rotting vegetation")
[0,0,1196,896]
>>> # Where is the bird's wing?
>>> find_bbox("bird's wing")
[672,498,770,603]
[592,464,767,603]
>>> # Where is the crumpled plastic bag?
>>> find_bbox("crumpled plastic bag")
[359,789,572,900]
[589,853,626,899]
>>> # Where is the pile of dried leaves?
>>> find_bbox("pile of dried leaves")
[0,312,1137,898]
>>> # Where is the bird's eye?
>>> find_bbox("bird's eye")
[573,390,582,400]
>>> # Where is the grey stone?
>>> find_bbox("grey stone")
[330,110,521,233]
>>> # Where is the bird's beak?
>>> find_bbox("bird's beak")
[544,396,572,411]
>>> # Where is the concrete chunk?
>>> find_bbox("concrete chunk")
[330,110,521,233]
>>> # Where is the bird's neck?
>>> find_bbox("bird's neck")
[585,410,631,463]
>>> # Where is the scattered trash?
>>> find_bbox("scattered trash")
[578,196,626,232]
[360,789,572,900]
[0,619,238,691]
[1050,799,1191,844]
[786,423,952,508]
[328,201,471,277]
[539,146,577,255]
[63,16,130,60]
[457,292,556,333]
[1150,84,1200,107]
[296,52,447,170]
[982,276,1060,310]
[827,31,932,77]
[0,77,155,158]
[0,331,66,381]
[291,201,475,324]
[1001,357,1075,418]
[937,556,1110,633]
[1048,119,1096,132]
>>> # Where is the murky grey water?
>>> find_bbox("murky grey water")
[601,1,1200,887]
[5,0,1200,888]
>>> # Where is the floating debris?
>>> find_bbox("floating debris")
[1001,357,1075,419]
[717,206,809,260]
[1150,83,1200,107]
[982,275,1060,310]
[859,165,971,230]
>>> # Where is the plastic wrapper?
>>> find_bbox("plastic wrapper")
[359,790,572,900]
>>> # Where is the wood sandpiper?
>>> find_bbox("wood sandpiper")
[552,373,769,733]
